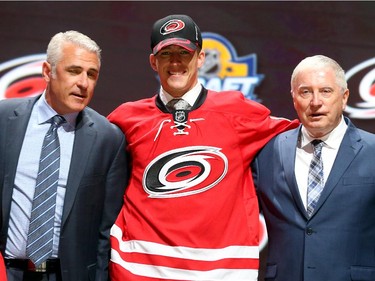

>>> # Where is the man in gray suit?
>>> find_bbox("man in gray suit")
[252,55,375,281]
[0,30,128,281]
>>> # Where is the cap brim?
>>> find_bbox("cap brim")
[153,38,197,55]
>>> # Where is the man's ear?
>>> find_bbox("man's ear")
[197,50,205,69]
[149,54,158,71]
[42,61,52,82]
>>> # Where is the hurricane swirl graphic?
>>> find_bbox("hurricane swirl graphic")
[0,54,46,100]
[345,57,375,119]
[143,146,228,198]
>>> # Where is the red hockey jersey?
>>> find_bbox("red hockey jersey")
[108,89,299,281]
[0,252,6,281]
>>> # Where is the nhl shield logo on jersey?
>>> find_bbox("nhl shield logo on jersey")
[171,110,190,134]
[174,110,188,123]
[143,146,228,198]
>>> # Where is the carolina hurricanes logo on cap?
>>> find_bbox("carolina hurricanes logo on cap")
[160,19,185,35]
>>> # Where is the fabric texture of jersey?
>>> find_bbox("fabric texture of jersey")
[107,89,298,281]
[0,252,6,281]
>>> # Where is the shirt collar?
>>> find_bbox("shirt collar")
[300,116,348,150]
[36,92,78,129]
[159,82,202,107]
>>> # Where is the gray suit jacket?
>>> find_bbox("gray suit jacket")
[0,96,128,281]
[252,117,375,281]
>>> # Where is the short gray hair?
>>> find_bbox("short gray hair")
[47,30,102,74]
[291,55,347,93]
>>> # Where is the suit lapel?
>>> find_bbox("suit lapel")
[3,98,36,221]
[61,110,96,227]
[280,127,308,216]
[312,120,362,215]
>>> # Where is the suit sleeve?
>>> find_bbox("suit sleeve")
[95,131,129,281]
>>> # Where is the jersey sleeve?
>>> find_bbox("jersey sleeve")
[219,91,300,160]
[0,252,6,281]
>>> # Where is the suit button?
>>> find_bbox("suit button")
[306,227,314,235]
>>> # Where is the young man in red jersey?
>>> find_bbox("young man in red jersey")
[108,14,299,281]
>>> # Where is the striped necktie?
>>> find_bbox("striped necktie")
[26,115,66,266]
[307,139,324,217]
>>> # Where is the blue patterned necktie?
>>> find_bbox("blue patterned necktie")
[307,139,324,217]
[26,115,66,266]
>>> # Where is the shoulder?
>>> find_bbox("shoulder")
[257,126,300,155]
[207,90,260,105]
[346,118,375,144]
[111,96,156,113]
[351,125,375,146]
[83,107,124,137]
[0,96,36,113]
[107,96,157,126]
[205,90,271,119]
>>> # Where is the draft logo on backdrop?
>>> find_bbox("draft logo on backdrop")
[345,57,375,119]
[199,32,264,101]
[0,54,46,100]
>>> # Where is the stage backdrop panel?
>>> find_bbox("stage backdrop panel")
[0,2,374,280]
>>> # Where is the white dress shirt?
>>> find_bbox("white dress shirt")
[295,117,347,209]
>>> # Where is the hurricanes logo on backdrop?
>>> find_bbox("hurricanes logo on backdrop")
[345,57,375,119]
[143,146,228,198]
[0,54,46,100]
[198,32,263,101]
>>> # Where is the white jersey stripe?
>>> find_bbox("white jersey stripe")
[111,249,259,281]
[111,224,259,261]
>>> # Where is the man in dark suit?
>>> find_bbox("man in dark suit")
[252,55,375,281]
[0,30,128,281]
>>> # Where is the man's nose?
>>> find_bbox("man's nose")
[77,73,89,88]
[310,92,323,106]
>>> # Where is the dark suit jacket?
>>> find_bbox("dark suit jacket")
[0,96,128,281]
[252,117,375,281]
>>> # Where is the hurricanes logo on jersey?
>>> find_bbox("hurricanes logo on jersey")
[143,146,228,198]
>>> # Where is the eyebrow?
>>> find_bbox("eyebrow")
[66,65,99,73]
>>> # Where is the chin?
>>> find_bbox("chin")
[67,102,87,113]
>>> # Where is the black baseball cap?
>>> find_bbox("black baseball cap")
[151,14,202,55]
